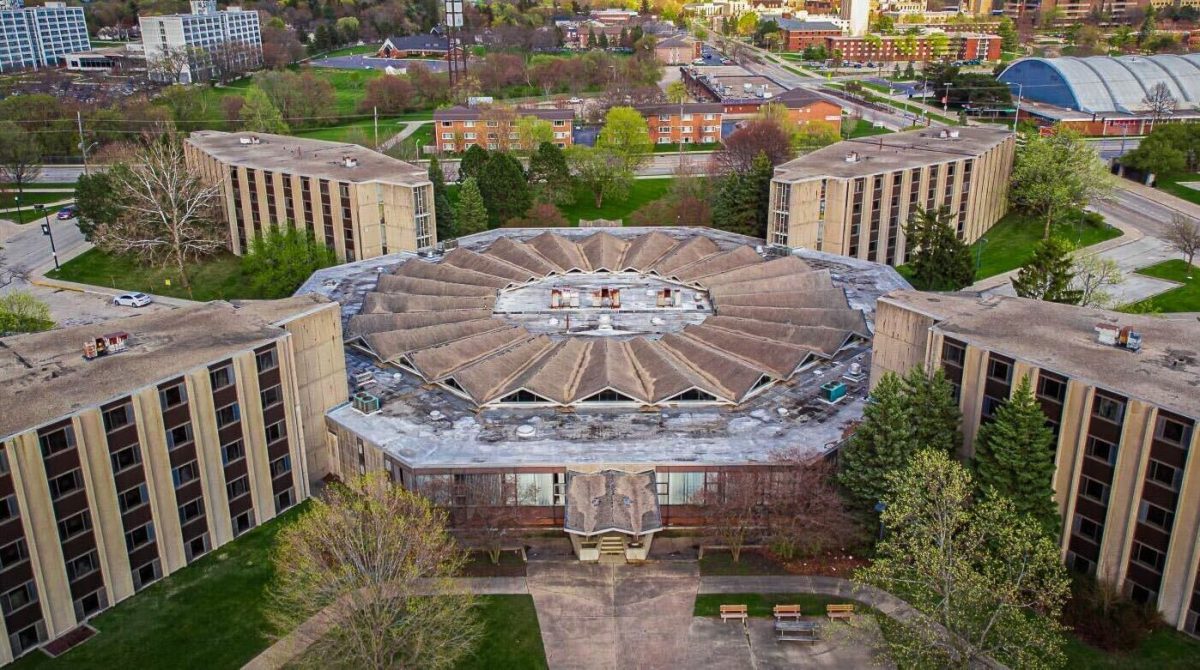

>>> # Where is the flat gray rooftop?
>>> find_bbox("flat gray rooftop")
[186,130,430,187]
[772,126,1013,182]
[883,290,1200,420]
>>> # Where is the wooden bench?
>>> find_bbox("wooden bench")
[826,604,855,621]
[775,620,820,643]
[773,604,802,621]
[719,604,748,622]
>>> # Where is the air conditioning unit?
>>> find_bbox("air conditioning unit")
[820,381,847,403]
[352,391,381,414]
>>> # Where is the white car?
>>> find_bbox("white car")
[113,292,153,308]
[568,97,583,104]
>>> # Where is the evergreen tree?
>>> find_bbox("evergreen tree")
[478,152,531,228]
[598,31,609,49]
[903,367,962,456]
[459,144,489,182]
[838,372,917,509]
[711,172,758,237]
[453,177,489,236]
[428,156,455,242]
[640,0,651,14]
[1012,237,1082,304]
[240,88,289,134]
[587,27,597,49]
[973,375,1060,535]
[528,141,574,205]
[903,206,975,290]
[619,27,629,48]
[748,151,773,239]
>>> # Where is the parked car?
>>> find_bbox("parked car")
[113,292,153,307]
[56,205,78,220]
[568,96,583,104]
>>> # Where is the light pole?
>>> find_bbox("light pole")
[37,206,59,270]
[79,141,99,176]
[975,236,988,277]
[1010,82,1024,132]
[11,193,23,227]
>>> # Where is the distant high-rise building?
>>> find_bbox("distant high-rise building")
[0,1,90,73]
[139,0,261,83]
[840,0,870,36]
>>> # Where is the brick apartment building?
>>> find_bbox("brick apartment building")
[433,106,574,153]
[827,32,1001,62]
[777,19,842,51]
[654,34,702,65]
[637,103,724,144]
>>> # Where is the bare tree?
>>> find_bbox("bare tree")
[1072,254,1124,307]
[147,46,195,84]
[693,469,768,563]
[95,139,225,295]
[0,121,43,201]
[1143,82,1177,127]
[440,474,527,565]
[267,474,482,670]
[1165,213,1200,278]
[766,450,866,561]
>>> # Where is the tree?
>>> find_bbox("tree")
[973,376,1060,535]
[1165,213,1200,277]
[665,80,687,104]
[856,450,1069,670]
[693,469,765,563]
[261,24,305,69]
[1072,254,1123,307]
[74,169,128,241]
[0,122,42,201]
[1143,82,1176,127]
[478,152,531,228]
[439,476,524,565]
[767,451,864,561]
[927,31,950,61]
[239,88,289,134]
[1010,129,1112,238]
[1012,237,1082,304]
[997,16,1019,52]
[267,474,481,670]
[515,116,553,153]
[241,226,338,299]
[504,202,570,228]
[459,145,489,181]
[453,177,489,236]
[1120,122,1200,177]
[335,16,360,44]
[711,151,773,238]
[0,292,53,335]
[95,140,225,296]
[360,76,415,115]
[429,156,455,242]
[567,146,631,209]
[714,118,794,173]
[527,142,573,205]
[903,206,975,291]
[838,372,917,510]
[736,12,758,36]
[903,367,962,457]
[596,106,652,173]
[1138,4,1157,45]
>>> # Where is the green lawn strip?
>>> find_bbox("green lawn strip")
[458,595,548,670]
[0,191,74,209]
[694,593,867,618]
[12,503,307,670]
[46,249,268,301]
[312,44,381,58]
[847,119,891,139]
[698,550,792,576]
[1129,259,1200,312]
[293,117,411,145]
[1153,173,1200,208]
[0,208,66,225]
[652,143,720,153]
[1063,628,1200,670]
[557,177,674,225]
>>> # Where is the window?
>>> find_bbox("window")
[981,395,1005,420]
[65,550,99,581]
[1079,476,1109,505]
[1,582,37,615]
[39,427,75,457]
[275,488,295,513]
[110,445,142,474]
[265,420,287,444]
[1132,541,1166,573]
[227,475,250,501]
[215,402,241,428]
[172,461,199,489]
[1138,501,1175,531]
[0,494,17,522]
[1155,416,1193,447]
[0,449,8,476]
[942,339,965,366]
[0,539,28,570]
[1085,436,1117,466]
[179,499,204,525]
[986,356,1012,384]
[1037,374,1067,403]
[117,483,148,513]
[270,455,292,478]
[255,348,278,373]
[209,364,234,390]
[166,422,193,450]
[1073,514,1102,542]
[1093,393,1126,424]
[159,382,187,409]
[48,469,83,500]
[260,385,283,409]
[125,522,156,551]
[57,510,91,541]
[186,535,210,563]
[1146,459,1181,491]
[103,404,133,433]
[221,440,245,466]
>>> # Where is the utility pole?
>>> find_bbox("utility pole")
[1010,82,1023,133]
[77,111,90,176]
[38,206,59,270]
[943,83,951,113]
[373,106,379,148]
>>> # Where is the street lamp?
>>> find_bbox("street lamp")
[1010,82,1024,133]
[975,236,989,276]
[79,141,99,176]
[11,194,23,227]
[36,205,59,270]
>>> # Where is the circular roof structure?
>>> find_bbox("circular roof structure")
[998,54,1200,114]
[347,230,870,410]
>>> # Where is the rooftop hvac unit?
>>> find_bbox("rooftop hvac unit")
[343,156,358,168]
[83,332,130,360]
[820,381,847,403]
[352,391,381,415]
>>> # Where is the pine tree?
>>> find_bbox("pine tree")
[478,152,531,228]
[711,172,758,237]
[1012,237,1082,304]
[587,27,597,49]
[903,367,962,456]
[528,141,574,205]
[459,144,489,182]
[453,177,489,236]
[838,372,917,509]
[598,31,610,49]
[748,151,773,239]
[973,375,1060,535]
[903,206,975,290]
[428,156,456,242]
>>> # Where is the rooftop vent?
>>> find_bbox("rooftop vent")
[1095,323,1142,352]
[239,136,251,145]
[83,332,129,360]
[352,391,381,415]
[949,129,960,138]
[844,151,860,163]
[343,156,358,168]
[938,129,950,139]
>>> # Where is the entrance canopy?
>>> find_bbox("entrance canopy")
[564,469,663,537]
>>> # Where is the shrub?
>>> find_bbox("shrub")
[1061,573,1162,652]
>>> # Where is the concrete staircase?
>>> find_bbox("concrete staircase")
[598,535,626,564]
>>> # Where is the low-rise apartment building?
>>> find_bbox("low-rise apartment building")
[654,34,702,64]
[777,19,842,51]
[184,131,436,262]
[0,1,90,73]
[0,296,346,662]
[768,126,1014,266]
[637,103,724,145]
[433,106,574,153]
[773,88,844,129]
[826,32,1001,63]
[872,290,1200,637]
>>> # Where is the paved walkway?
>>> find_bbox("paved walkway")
[377,120,429,153]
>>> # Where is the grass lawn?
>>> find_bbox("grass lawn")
[846,119,892,139]
[652,142,721,153]
[1063,628,1200,669]
[0,191,74,209]
[313,44,380,58]
[1128,259,1200,312]
[294,117,410,146]
[1153,173,1200,207]
[458,595,547,670]
[699,549,791,576]
[12,504,307,670]
[557,177,674,225]
[46,249,268,301]
[694,593,862,618]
